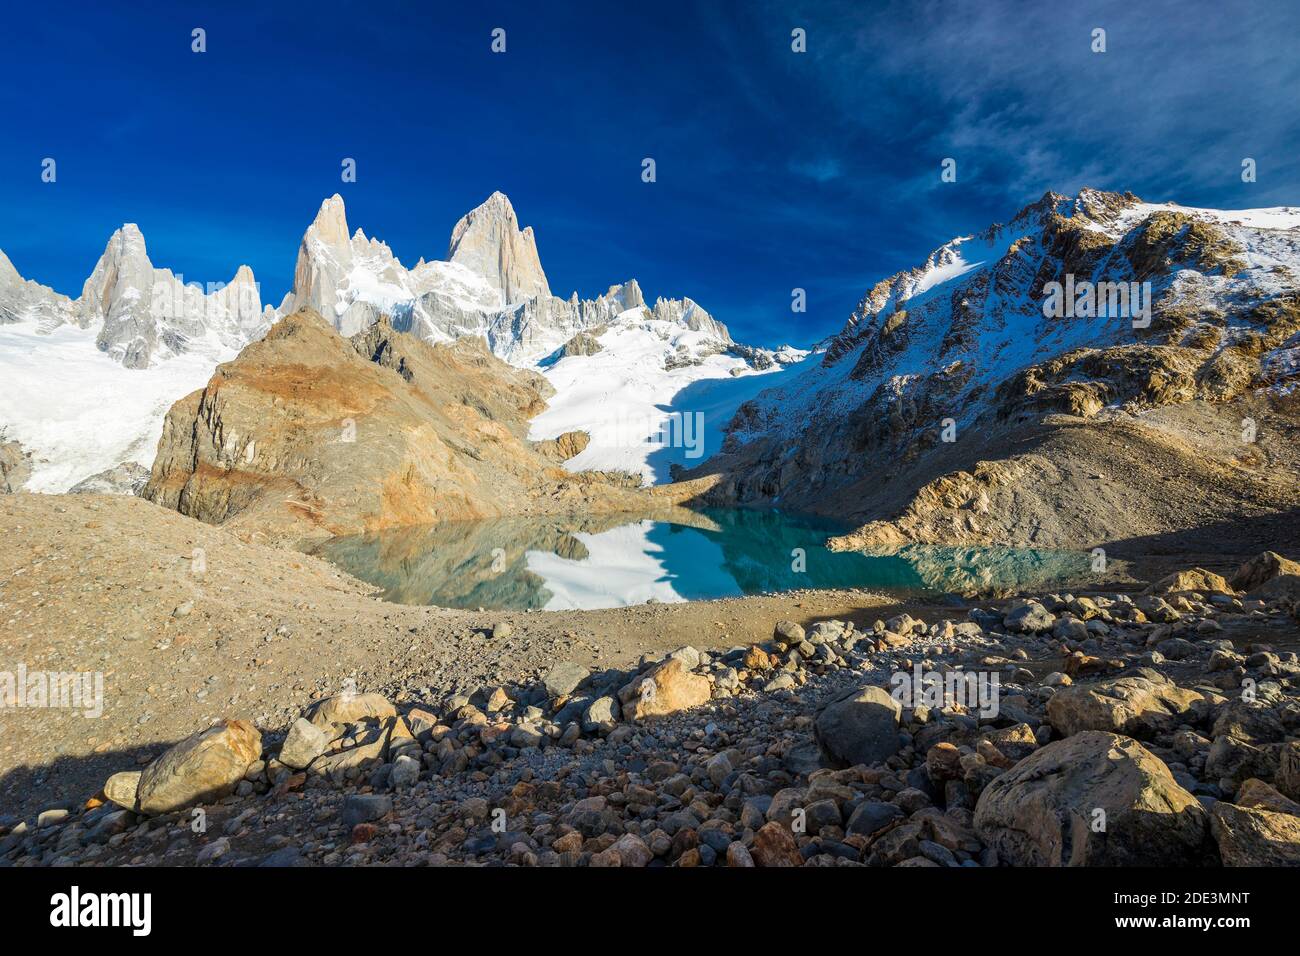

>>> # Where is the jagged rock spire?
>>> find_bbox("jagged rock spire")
[447,191,551,305]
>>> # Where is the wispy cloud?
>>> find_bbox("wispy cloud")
[789,157,843,182]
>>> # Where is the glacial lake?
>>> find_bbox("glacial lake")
[310,509,1099,611]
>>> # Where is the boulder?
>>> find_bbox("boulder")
[1277,741,1300,802]
[1146,568,1231,596]
[773,620,805,649]
[341,794,392,828]
[974,731,1209,866]
[136,720,263,816]
[1211,802,1300,866]
[1205,735,1277,791]
[814,684,902,768]
[541,662,589,699]
[310,718,396,777]
[103,771,141,811]
[1004,601,1055,633]
[1247,574,1300,605]
[307,692,396,729]
[1236,778,1300,816]
[279,717,331,770]
[617,658,711,720]
[1045,672,1205,739]
[609,833,654,867]
[1229,551,1300,593]
[582,696,620,733]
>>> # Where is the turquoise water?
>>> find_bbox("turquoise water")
[310,508,1097,611]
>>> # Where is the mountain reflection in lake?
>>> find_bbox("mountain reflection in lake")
[310,509,1098,611]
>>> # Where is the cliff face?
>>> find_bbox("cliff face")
[142,310,689,543]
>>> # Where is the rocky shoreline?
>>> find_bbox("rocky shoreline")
[4,552,1298,868]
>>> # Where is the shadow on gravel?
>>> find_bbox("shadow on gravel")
[1103,507,1300,578]
[0,739,180,824]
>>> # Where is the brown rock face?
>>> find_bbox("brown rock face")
[534,430,591,463]
[142,310,666,543]
[136,720,263,815]
[974,731,1209,866]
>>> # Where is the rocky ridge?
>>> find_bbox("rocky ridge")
[2,226,269,369]
[140,309,705,543]
[688,189,1300,550]
[280,192,746,368]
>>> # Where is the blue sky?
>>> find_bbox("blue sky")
[2,0,1298,347]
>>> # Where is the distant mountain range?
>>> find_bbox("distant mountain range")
[0,192,798,491]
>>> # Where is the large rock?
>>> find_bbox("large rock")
[1045,672,1206,739]
[1004,601,1055,633]
[974,731,1209,866]
[310,718,397,777]
[751,821,803,867]
[1236,778,1300,816]
[279,717,332,769]
[103,771,142,811]
[1277,741,1300,802]
[618,658,711,721]
[1146,568,1232,595]
[541,662,589,699]
[1247,574,1300,605]
[136,720,263,816]
[1211,802,1300,866]
[1229,551,1300,593]
[307,692,396,729]
[814,684,902,768]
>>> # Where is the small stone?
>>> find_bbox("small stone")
[196,837,230,864]
[751,821,802,867]
[341,794,392,828]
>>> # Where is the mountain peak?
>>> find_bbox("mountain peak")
[447,191,550,304]
[307,194,351,248]
[0,247,19,284]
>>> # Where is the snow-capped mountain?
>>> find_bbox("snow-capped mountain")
[278,191,740,366]
[2,226,269,368]
[0,227,271,492]
[530,309,806,484]
[690,187,1300,546]
[0,190,801,493]
[270,190,806,485]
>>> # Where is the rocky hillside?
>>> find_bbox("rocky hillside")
[141,309,696,543]
[687,189,1300,552]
